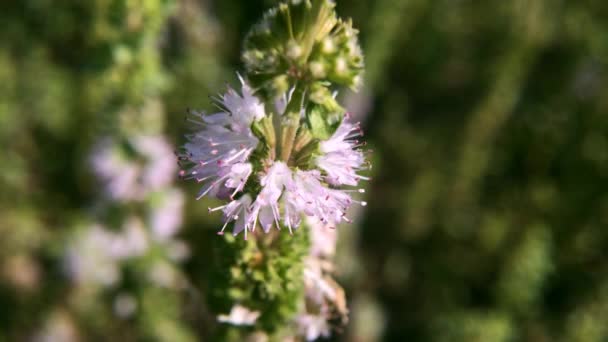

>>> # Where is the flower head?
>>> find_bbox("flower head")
[316,120,368,186]
[91,136,176,201]
[178,80,263,200]
[249,161,293,233]
[217,305,261,326]
[180,80,367,238]
[64,219,148,287]
[215,194,254,239]
[180,6,368,239]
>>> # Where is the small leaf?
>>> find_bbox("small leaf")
[306,103,342,139]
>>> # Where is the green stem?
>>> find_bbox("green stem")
[278,83,306,163]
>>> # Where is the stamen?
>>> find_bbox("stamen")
[208,204,228,212]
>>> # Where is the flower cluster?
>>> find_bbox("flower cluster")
[65,220,148,287]
[91,136,177,201]
[178,80,367,239]
[178,1,368,339]
[69,135,188,293]
[294,217,346,341]
[178,79,262,201]
[243,0,363,97]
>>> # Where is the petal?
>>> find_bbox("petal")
[258,205,275,233]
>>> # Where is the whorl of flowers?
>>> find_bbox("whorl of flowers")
[91,136,177,201]
[243,0,364,97]
[179,0,368,240]
[76,135,188,289]
[295,216,347,341]
[178,79,262,201]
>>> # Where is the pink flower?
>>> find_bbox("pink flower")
[249,162,293,233]
[180,81,369,238]
[295,313,332,341]
[213,194,255,239]
[307,216,337,258]
[217,305,261,326]
[91,136,176,201]
[178,80,264,201]
[210,161,366,237]
[316,120,368,186]
[149,189,184,241]
[291,169,365,228]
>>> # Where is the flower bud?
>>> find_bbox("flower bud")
[242,0,363,97]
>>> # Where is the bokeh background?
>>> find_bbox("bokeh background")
[1,0,608,341]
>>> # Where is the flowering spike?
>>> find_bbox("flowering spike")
[178,1,369,339]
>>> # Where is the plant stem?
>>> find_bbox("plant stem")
[278,83,306,163]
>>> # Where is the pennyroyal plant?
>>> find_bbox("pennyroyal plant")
[178,0,368,340]
[178,0,368,240]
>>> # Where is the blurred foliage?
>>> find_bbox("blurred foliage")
[0,0,607,341]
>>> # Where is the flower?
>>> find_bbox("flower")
[249,162,293,233]
[214,194,255,239]
[180,78,368,238]
[316,120,368,186]
[149,188,184,242]
[292,222,348,342]
[64,219,149,287]
[295,313,332,341]
[307,216,337,258]
[178,80,263,200]
[291,170,352,228]
[91,136,176,201]
[133,136,178,191]
[208,160,366,237]
[64,225,122,286]
[217,305,261,326]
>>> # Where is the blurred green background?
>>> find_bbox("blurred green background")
[1,0,608,341]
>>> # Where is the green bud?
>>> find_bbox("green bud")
[309,82,342,112]
[242,0,363,97]
[314,19,364,89]
[309,60,327,78]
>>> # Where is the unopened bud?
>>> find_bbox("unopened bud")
[322,37,336,54]
[287,40,303,61]
[309,61,326,78]
[334,57,347,75]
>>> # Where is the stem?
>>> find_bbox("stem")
[278,83,306,163]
